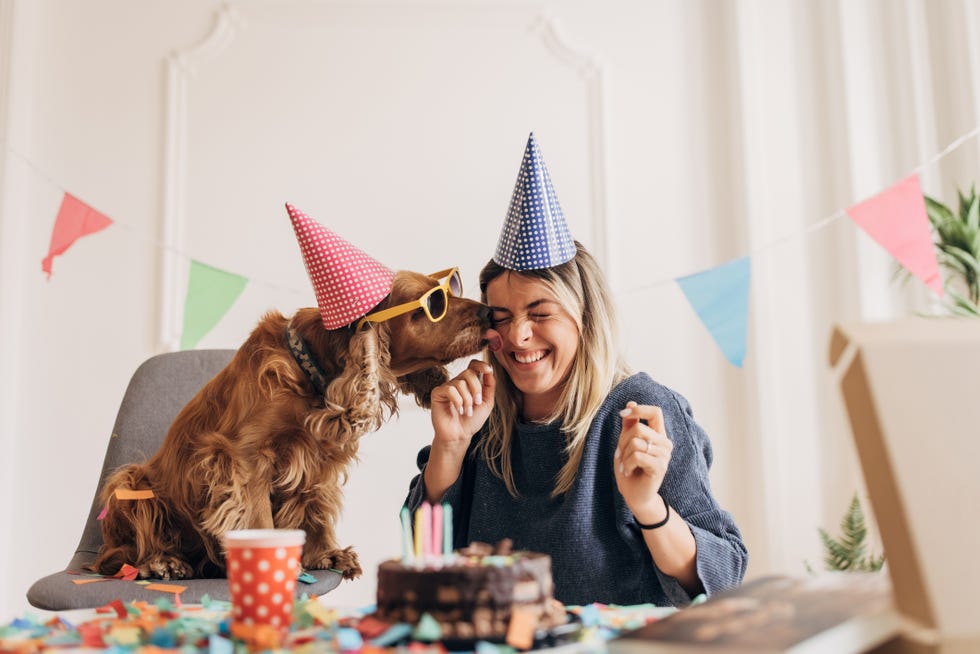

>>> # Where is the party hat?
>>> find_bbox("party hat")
[286,203,394,329]
[493,132,576,270]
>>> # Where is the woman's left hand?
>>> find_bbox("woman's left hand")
[614,401,673,521]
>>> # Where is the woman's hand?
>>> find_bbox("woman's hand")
[614,401,673,523]
[423,359,495,502]
[429,359,496,453]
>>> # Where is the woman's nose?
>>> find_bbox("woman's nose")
[507,315,533,343]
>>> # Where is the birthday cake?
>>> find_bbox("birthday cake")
[375,540,566,642]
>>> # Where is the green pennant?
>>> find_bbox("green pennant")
[179,260,248,350]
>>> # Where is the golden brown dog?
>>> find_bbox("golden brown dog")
[92,270,490,580]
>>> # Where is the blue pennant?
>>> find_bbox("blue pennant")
[676,257,751,367]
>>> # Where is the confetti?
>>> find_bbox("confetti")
[144,583,186,594]
[114,489,155,500]
[0,598,667,653]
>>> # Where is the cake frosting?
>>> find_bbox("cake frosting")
[375,540,566,641]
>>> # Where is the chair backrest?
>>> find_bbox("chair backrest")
[71,349,236,570]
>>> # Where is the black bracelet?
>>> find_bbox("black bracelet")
[634,503,670,530]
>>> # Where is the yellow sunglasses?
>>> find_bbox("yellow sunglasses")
[356,268,462,330]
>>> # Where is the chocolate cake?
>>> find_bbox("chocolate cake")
[375,540,567,641]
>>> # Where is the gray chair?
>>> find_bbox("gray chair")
[27,349,343,610]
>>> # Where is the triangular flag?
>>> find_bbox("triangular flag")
[42,192,113,279]
[676,257,751,368]
[179,260,248,350]
[846,174,943,296]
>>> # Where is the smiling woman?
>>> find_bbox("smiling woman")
[403,134,747,607]
[484,274,582,421]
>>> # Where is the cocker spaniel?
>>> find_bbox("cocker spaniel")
[92,268,490,581]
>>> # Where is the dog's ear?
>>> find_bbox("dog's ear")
[397,367,450,409]
[313,326,399,442]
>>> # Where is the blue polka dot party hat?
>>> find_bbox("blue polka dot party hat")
[493,132,576,270]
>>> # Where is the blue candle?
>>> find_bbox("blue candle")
[399,506,413,562]
[442,503,453,555]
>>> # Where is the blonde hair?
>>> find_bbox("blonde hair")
[478,242,631,497]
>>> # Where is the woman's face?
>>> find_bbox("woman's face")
[485,272,580,419]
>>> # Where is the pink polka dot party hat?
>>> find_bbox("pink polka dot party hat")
[286,203,394,330]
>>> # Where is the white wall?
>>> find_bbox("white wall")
[2,0,979,618]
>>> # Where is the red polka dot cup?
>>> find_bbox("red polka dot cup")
[224,529,305,643]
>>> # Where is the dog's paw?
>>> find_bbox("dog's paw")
[140,555,194,581]
[304,546,362,580]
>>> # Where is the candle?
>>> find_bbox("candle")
[431,503,443,559]
[420,502,432,560]
[413,506,423,560]
[442,503,453,555]
[399,506,413,562]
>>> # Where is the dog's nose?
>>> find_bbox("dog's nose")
[477,305,492,324]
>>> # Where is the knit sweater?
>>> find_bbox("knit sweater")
[405,372,748,607]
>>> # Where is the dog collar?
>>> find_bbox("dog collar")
[285,322,328,396]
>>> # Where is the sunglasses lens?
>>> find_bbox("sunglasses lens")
[426,288,448,320]
[448,270,462,296]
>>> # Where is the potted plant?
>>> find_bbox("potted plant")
[923,186,980,316]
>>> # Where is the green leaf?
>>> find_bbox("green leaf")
[937,249,968,277]
[967,194,980,231]
[816,493,885,573]
[958,186,975,219]
[948,289,980,316]
[925,195,955,227]
[942,245,980,279]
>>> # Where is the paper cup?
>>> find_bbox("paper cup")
[224,529,305,645]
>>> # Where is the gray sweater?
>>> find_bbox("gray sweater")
[405,372,747,607]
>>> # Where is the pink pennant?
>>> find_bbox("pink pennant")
[41,192,113,279]
[846,175,942,297]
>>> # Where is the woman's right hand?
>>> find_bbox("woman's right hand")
[430,359,496,452]
[423,359,495,503]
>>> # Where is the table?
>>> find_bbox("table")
[0,597,674,653]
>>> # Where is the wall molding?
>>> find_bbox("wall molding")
[159,2,244,351]
[529,13,611,275]
[158,7,608,349]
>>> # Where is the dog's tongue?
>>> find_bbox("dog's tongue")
[484,329,503,353]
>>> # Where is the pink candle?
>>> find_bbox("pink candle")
[431,503,443,558]
[419,502,432,560]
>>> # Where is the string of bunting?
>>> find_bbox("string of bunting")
[7,124,977,360]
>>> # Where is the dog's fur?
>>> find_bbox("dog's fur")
[92,270,489,580]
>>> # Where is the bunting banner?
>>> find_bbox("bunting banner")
[20,124,977,363]
[676,257,751,368]
[179,260,248,350]
[845,174,943,297]
[42,192,113,279]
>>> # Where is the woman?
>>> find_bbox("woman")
[404,134,747,606]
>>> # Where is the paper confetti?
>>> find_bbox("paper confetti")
[114,488,154,500]
[144,583,186,594]
[505,608,537,649]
